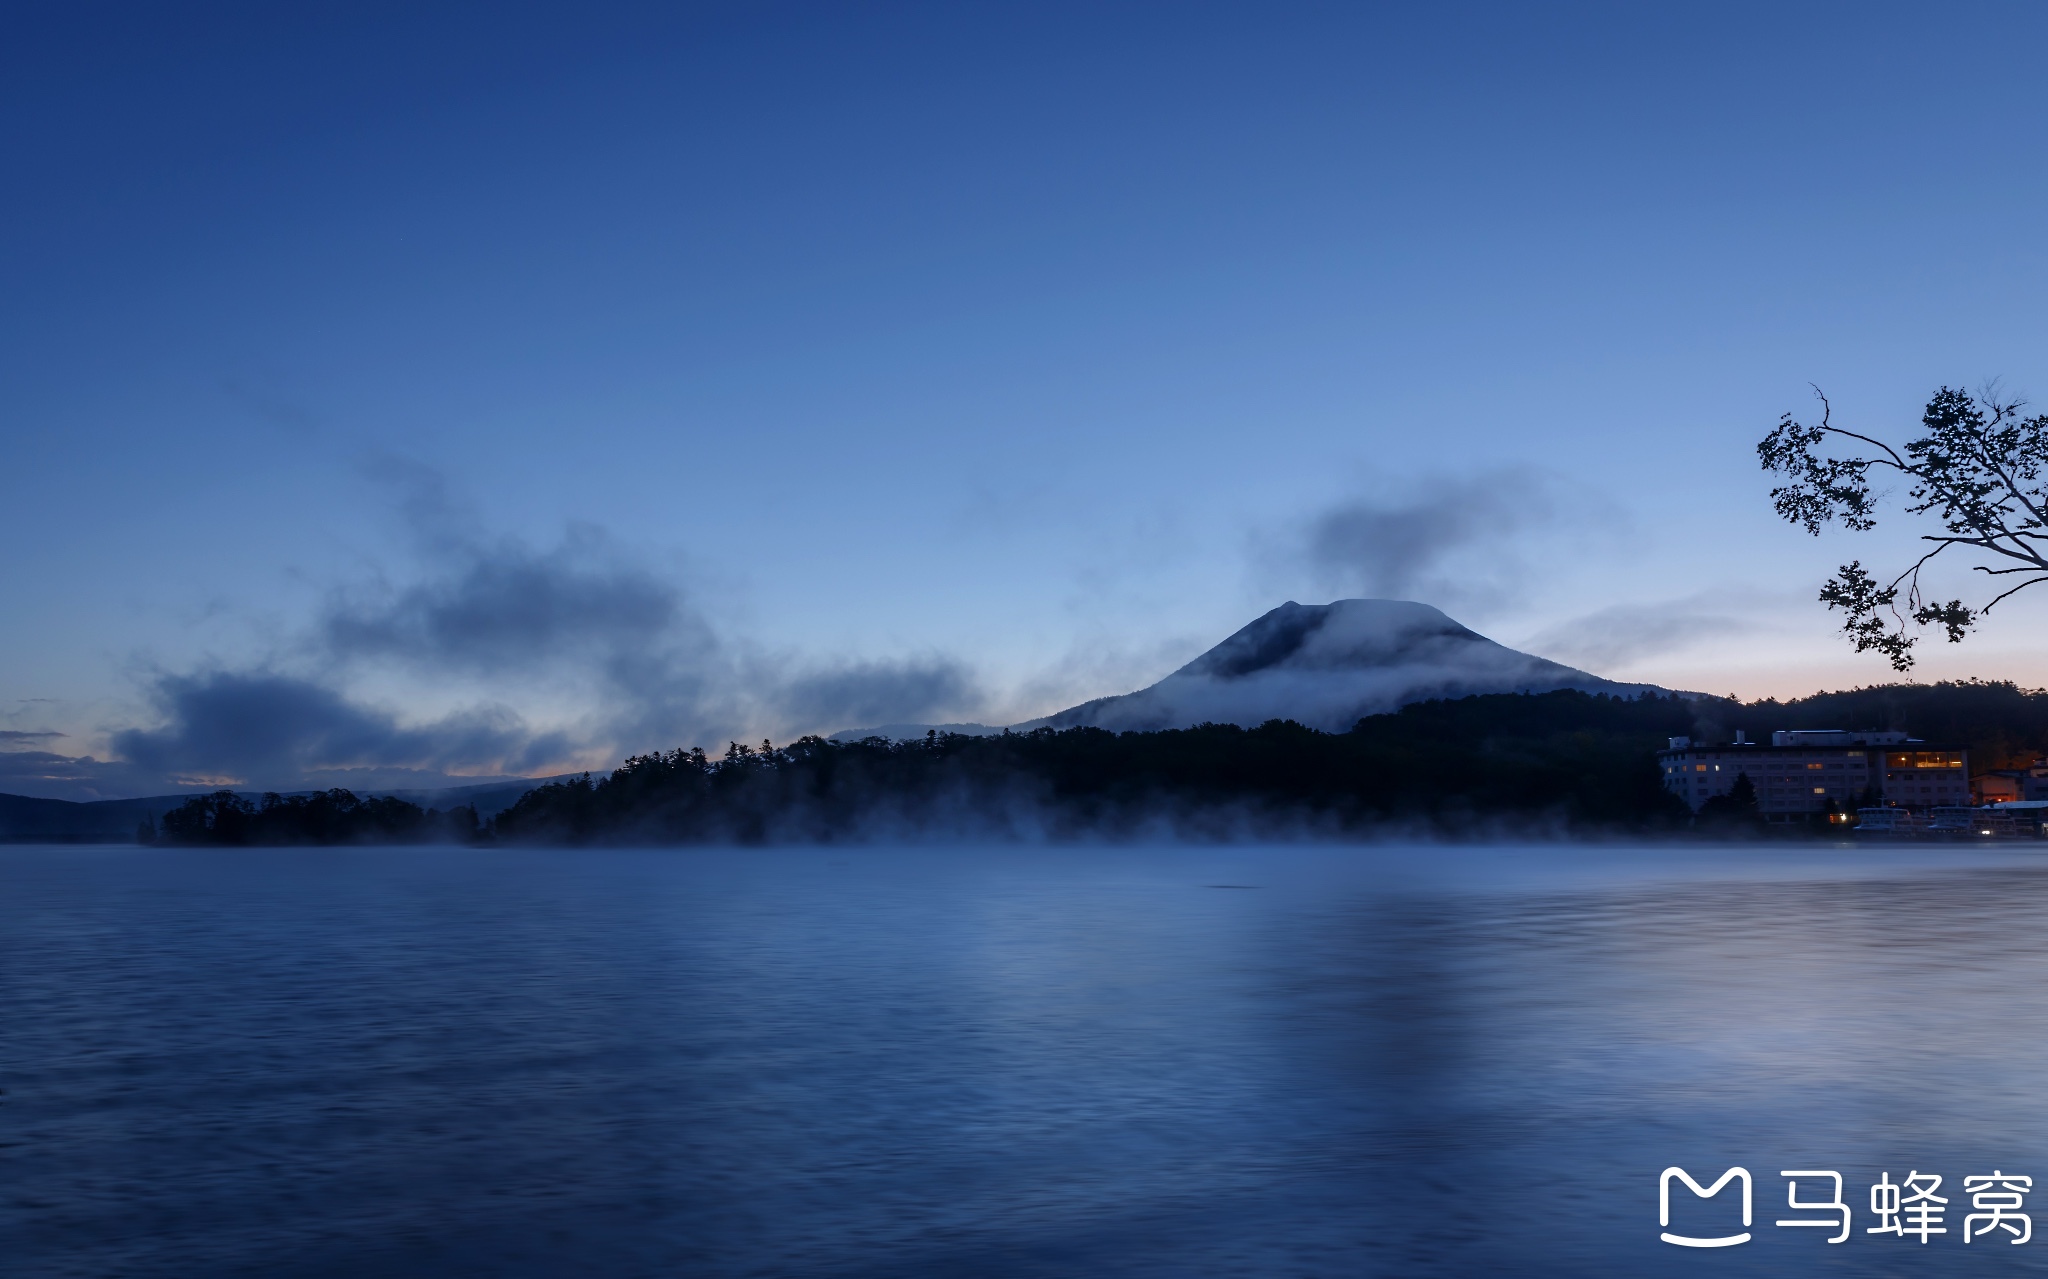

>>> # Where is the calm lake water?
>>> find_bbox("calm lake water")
[8,841,2048,1276]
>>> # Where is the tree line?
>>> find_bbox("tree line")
[1706,678,2048,770]
[147,788,481,846]
[490,689,1700,843]
[147,681,2048,845]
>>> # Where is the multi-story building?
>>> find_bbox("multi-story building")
[1973,761,2048,804]
[1657,729,1970,820]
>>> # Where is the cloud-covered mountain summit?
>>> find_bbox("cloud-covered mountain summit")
[843,599,1654,739]
[1026,598,1652,732]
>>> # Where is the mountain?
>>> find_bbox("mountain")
[839,599,1661,741]
[1020,599,1656,733]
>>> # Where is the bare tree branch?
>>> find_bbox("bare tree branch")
[1983,576,2048,613]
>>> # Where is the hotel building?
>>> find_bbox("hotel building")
[1657,729,1970,819]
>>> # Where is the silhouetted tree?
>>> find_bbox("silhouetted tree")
[1760,385,2048,669]
[1697,770,1766,833]
[161,790,256,844]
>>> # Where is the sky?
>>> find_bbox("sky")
[6,1,2048,799]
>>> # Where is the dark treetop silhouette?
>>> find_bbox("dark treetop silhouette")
[159,788,480,846]
[1760,385,2048,670]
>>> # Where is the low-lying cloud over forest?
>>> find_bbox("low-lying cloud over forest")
[4,471,991,800]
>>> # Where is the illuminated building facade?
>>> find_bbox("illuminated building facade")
[1657,729,1970,818]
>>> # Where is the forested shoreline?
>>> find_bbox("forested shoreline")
[489,689,1699,843]
[143,681,2048,846]
[153,689,1697,844]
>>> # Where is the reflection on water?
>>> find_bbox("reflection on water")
[7,842,2048,1276]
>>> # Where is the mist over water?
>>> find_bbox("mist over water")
[8,842,2048,1276]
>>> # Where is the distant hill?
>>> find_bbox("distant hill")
[0,792,172,842]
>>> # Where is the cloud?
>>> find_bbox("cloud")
[1284,468,1586,610]
[312,466,754,754]
[35,463,1002,798]
[0,749,157,802]
[0,729,64,744]
[324,467,996,746]
[1519,593,1772,672]
[773,657,984,730]
[109,671,572,790]
[322,522,699,676]
[320,521,747,747]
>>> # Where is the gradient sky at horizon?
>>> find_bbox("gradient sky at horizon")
[7,1,2048,798]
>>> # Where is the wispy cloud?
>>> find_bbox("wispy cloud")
[1271,467,1613,614]
[773,657,984,730]
[323,526,694,675]
[1518,591,1777,673]
[0,749,153,802]
[49,463,995,798]
[317,510,744,754]
[109,671,570,790]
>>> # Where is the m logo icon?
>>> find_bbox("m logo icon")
[1661,1166,1753,1247]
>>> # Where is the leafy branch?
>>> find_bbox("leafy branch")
[1759,385,2048,671]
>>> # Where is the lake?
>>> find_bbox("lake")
[7,840,2048,1276]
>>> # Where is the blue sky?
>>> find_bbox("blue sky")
[7,2,2048,798]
